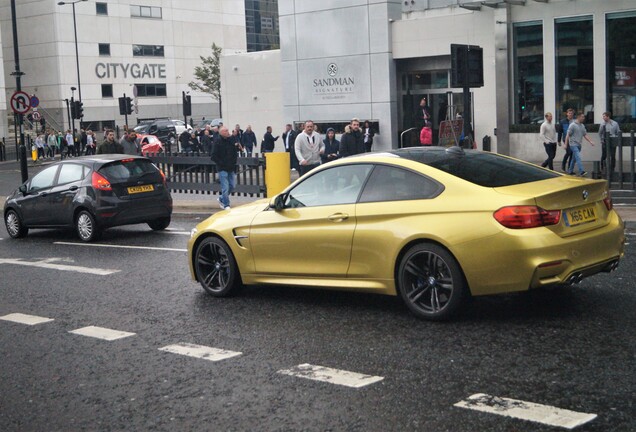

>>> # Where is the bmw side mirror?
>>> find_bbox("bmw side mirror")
[269,194,286,211]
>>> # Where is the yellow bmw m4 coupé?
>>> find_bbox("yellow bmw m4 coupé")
[188,147,625,320]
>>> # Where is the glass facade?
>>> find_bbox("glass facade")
[513,21,543,124]
[555,16,594,122]
[245,0,279,52]
[607,11,636,124]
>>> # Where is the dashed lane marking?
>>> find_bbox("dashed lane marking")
[277,363,384,388]
[0,257,119,275]
[159,343,242,362]
[69,326,136,341]
[454,393,597,430]
[54,241,187,252]
[0,313,54,326]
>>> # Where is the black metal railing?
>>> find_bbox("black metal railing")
[144,152,267,197]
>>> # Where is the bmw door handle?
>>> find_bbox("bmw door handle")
[327,213,349,222]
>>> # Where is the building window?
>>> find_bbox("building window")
[96,2,107,15]
[98,43,110,56]
[101,84,113,98]
[555,16,594,122]
[130,5,162,19]
[607,11,636,124]
[132,45,165,57]
[135,84,167,97]
[513,21,544,124]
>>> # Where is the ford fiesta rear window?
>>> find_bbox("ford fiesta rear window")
[392,148,560,187]
[99,159,158,181]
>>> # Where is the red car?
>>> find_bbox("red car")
[138,134,164,154]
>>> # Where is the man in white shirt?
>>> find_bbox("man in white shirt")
[539,112,558,170]
[294,120,324,176]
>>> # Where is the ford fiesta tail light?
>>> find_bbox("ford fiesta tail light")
[494,206,561,229]
[92,172,112,191]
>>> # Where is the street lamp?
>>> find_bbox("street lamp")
[57,0,87,103]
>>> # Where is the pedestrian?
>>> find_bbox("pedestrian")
[558,108,575,172]
[234,124,244,145]
[97,130,124,154]
[178,129,192,153]
[120,131,139,155]
[58,131,66,160]
[565,112,595,176]
[363,120,375,152]
[321,128,340,164]
[85,130,96,155]
[539,112,558,170]
[261,126,278,153]
[282,123,298,170]
[74,128,81,156]
[599,111,621,175]
[294,120,324,176]
[80,128,87,155]
[339,118,365,158]
[211,126,239,210]
[414,97,432,130]
[200,129,213,155]
[419,121,433,146]
[47,130,57,159]
[35,134,45,159]
[65,129,75,158]
[241,125,257,156]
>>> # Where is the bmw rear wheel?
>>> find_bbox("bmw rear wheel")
[398,243,466,320]
[195,237,240,297]
[5,210,28,238]
[76,210,101,242]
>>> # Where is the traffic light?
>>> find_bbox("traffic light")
[126,97,134,115]
[182,92,191,117]
[70,100,77,119]
[450,44,484,88]
[118,96,127,115]
[74,100,84,119]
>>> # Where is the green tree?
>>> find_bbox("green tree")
[189,43,222,116]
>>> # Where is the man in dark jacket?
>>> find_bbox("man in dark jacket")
[96,130,124,154]
[211,127,239,209]
[200,129,213,155]
[179,130,192,153]
[339,118,365,157]
[261,126,278,153]
[282,123,299,170]
[241,125,257,156]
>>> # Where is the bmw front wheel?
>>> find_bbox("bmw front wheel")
[195,237,241,297]
[397,243,466,321]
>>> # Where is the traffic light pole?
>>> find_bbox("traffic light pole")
[463,86,472,148]
[10,0,28,183]
[70,96,76,151]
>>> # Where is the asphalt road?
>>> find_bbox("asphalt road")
[0,214,634,431]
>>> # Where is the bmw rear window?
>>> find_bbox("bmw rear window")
[392,148,560,187]
[99,159,159,181]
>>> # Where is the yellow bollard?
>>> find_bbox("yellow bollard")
[31,146,38,162]
[264,152,291,197]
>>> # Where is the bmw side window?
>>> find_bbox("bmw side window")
[285,164,373,208]
[57,164,85,185]
[359,165,442,203]
[29,165,58,191]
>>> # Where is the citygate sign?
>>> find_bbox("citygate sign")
[95,63,167,79]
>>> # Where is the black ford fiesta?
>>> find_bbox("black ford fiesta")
[3,155,172,241]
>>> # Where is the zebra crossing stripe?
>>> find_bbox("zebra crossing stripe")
[0,313,54,326]
[277,363,384,388]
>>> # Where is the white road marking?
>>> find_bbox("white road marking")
[54,241,187,252]
[160,231,190,236]
[69,326,136,341]
[454,393,597,430]
[0,257,119,275]
[625,233,636,236]
[159,343,242,362]
[0,313,54,326]
[277,363,384,388]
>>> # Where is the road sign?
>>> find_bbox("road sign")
[31,110,41,121]
[10,91,31,114]
[30,95,40,108]
[438,119,463,147]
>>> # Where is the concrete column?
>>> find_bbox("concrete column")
[494,5,511,155]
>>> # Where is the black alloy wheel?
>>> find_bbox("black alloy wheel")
[195,237,240,297]
[5,210,28,238]
[75,210,101,242]
[398,243,466,320]
[148,217,171,231]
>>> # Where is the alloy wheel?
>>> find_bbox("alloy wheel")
[6,211,20,237]
[77,213,94,241]
[197,240,232,294]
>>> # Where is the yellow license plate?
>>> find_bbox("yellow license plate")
[127,185,154,194]
[564,205,597,227]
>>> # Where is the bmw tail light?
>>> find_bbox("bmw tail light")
[494,206,561,229]
[603,191,613,211]
[92,172,112,191]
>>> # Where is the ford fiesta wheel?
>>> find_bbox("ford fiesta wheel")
[195,237,241,297]
[5,210,28,239]
[75,210,101,242]
[397,243,466,320]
